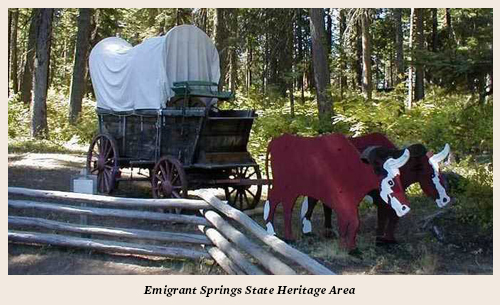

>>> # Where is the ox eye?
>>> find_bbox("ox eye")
[431,173,436,178]
[388,180,394,186]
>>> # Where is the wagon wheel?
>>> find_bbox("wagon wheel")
[86,134,119,194]
[151,156,188,199]
[224,166,262,210]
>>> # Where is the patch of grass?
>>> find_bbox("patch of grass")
[8,137,87,155]
[414,245,440,274]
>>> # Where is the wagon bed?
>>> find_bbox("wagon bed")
[87,82,266,210]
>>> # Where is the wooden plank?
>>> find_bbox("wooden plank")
[202,210,296,275]
[203,245,245,275]
[9,216,212,245]
[194,189,336,275]
[8,230,210,260]
[198,225,265,275]
[8,187,211,210]
[9,200,210,226]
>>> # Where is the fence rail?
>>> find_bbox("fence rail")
[8,187,335,275]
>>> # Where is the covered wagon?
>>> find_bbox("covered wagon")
[87,25,264,210]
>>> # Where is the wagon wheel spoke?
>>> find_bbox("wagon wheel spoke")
[101,172,108,193]
[228,187,237,196]
[242,167,250,177]
[171,172,180,185]
[169,163,176,180]
[100,138,107,155]
[97,171,103,192]
[237,190,243,210]
[105,147,113,159]
[159,163,168,181]
[246,189,256,199]
[243,191,251,207]
[103,170,111,192]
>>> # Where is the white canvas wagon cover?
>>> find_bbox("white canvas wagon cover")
[89,25,221,111]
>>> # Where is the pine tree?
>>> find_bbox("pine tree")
[20,9,40,105]
[309,8,333,130]
[31,9,53,139]
[69,8,92,124]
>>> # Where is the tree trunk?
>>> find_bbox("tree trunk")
[31,9,53,139]
[214,9,228,90]
[445,8,453,39]
[296,9,305,102]
[339,9,347,99]
[309,8,333,131]
[20,9,40,105]
[326,8,332,57]
[69,9,93,124]
[246,37,252,94]
[86,9,99,100]
[394,8,404,86]
[199,8,208,33]
[414,8,425,101]
[361,10,372,100]
[278,9,294,97]
[407,8,415,109]
[289,10,295,116]
[228,9,238,93]
[175,8,181,26]
[10,8,19,95]
[263,31,269,94]
[355,22,363,91]
[8,9,12,95]
[431,8,438,52]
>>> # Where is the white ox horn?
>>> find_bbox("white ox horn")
[429,144,450,164]
[384,149,411,170]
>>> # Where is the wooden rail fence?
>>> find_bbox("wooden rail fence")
[8,187,335,275]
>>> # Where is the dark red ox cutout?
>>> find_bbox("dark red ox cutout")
[263,133,411,251]
[303,132,451,244]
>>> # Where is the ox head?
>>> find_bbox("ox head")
[406,143,452,208]
[361,146,411,217]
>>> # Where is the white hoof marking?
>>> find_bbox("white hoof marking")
[300,197,309,219]
[302,218,312,234]
[266,222,276,235]
[263,200,270,220]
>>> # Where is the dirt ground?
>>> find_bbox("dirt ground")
[8,152,493,275]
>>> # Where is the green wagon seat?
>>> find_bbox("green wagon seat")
[172,81,234,100]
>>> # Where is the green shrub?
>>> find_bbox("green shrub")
[8,89,98,149]
[8,94,31,138]
[449,157,493,231]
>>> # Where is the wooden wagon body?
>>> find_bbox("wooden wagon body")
[87,82,265,210]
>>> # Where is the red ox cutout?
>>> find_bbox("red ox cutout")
[263,133,410,251]
[303,132,451,244]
